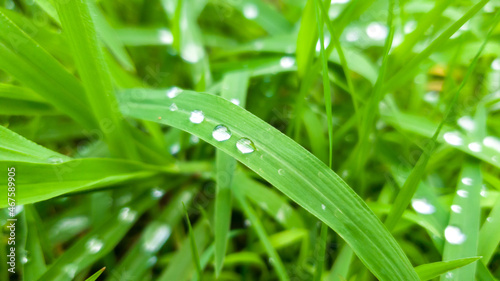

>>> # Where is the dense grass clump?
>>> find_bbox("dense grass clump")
[1,0,500,280]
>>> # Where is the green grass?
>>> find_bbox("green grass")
[1,0,500,280]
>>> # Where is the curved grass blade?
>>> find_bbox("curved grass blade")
[415,257,481,281]
[0,159,167,207]
[0,125,70,164]
[119,89,420,280]
[54,0,138,159]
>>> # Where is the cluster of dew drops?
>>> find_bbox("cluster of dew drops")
[164,87,256,154]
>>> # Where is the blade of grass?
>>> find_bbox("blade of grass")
[120,89,420,280]
[233,186,289,281]
[183,203,203,281]
[85,267,106,281]
[23,205,47,281]
[0,158,168,207]
[440,161,482,280]
[296,0,317,77]
[478,195,500,264]
[415,257,481,281]
[54,0,138,159]
[214,70,249,277]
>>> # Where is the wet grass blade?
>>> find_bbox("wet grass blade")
[441,161,482,280]
[119,89,420,280]
[415,257,481,281]
[183,203,203,281]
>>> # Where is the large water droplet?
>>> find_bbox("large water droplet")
[230,98,240,106]
[151,188,165,198]
[159,29,173,44]
[236,138,256,154]
[243,3,258,19]
[189,110,205,124]
[366,22,388,40]
[280,56,295,68]
[468,142,482,152]
[457,190,469,198]
[461,177,473,186]
[492,58,500,71]
[144,225,171,252]
[119,207,137,222]
[212,125,231,141]
[457,116,475,131]
[444,225,466,244]
[166,87,182,98]
[483,136,500,152]
[443,131,463,146]
[411,198,436,215]
[451,205,462,213]
[86,237,104,253]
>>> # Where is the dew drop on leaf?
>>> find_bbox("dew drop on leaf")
[236,138,256,154]
[166,87,182,98]
[443,131,463,146]
[212,125,231,141]
[189,110,205,124]
[411,198,435,215]
[86,237,104,253]
[444,225,466,244]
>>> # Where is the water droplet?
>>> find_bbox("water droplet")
[212,125,231,141]
[444,225,466,244]
[451,205,462,213]
[404,20,417,34]
[166,87,182,98]
[366,22,388,40]
[443,132,463,146]
[468,142,482,152]
[457,190,469,198]
[492,58,500,71]
[483,136,500,152]
[64,264,78,278]
[159,29,173,44]
[445,272,454,279]
[316,36,331,51]
[119,207,137,222]
[236,138,256,154]
[151,188,165,198]
[144,225,171,252]
[278,169,285,175]
[457,116,476,131]
[86,237,104,253]
[253,40,264,50]
[48,156,64,164]
[276,208,286,221]
[243,3,258,19]
[189,110,205,124]
[181,43,204,63]
[411,199,436,215]
[321,204,326,210]
[345,28,360,42]
[230,98,240,106]
[424,91,439,104]
[487,217,493,222]
[190,135,199,144]
[280,56,295,68]
[147,256,158,266]
[169,103,178,111]
[244,219,251,227]
[169,143,180,155]
[480,186,487,197]
[461,177,473,186]
[21,256,28,264]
